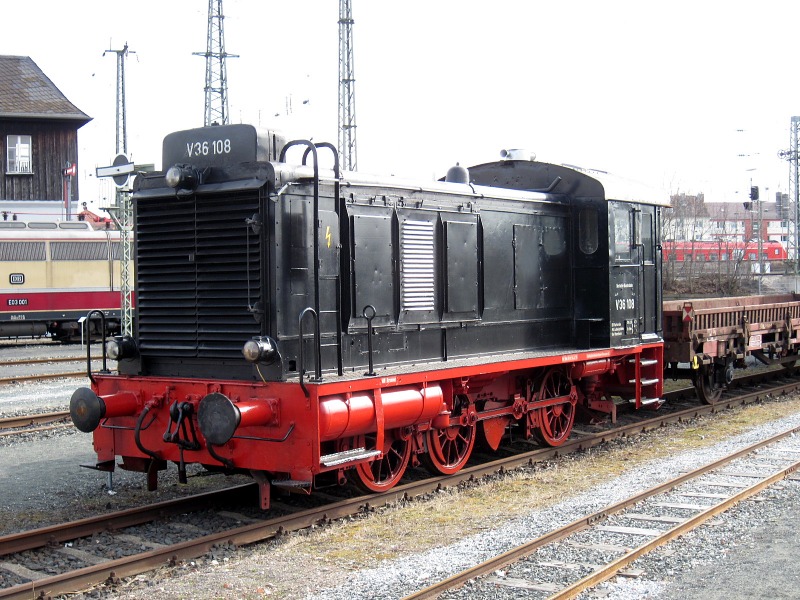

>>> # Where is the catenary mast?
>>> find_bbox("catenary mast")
[103,43,135,337]
[779,117,800,278]
[103,43,133,155]
[338,0,358,171]
[194,0,238,126]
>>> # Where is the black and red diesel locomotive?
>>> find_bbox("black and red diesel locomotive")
[70,124,668,508]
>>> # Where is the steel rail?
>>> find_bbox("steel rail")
[0,486,395,600]
[1,356,102,366]
[0,372,89,385]
[403,428,800,599]
[0,423,71,438]
[552,441,800,598]
[0,411,70,431]
[0,484,257,558]
[2,372,800,599]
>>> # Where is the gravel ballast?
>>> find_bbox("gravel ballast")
[2,344,800,599]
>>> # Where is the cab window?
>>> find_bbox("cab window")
[578,208,598,255]
[613,207,630,262]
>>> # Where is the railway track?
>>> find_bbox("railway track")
[0,372,88,385]
[1,356,97,367]
[0,356,105,386]
[2,370,800,599]
[0,411,71,437]
[405,426,800,599]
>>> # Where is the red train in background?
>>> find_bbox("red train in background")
[663,239,788,262]
[0,219,122,341]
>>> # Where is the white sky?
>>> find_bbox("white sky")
[3,0,799,210]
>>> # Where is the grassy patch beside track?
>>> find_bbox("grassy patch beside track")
[287,394,800,567]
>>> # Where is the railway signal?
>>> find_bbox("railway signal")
[95,154,134,337]
[96,154,135,187]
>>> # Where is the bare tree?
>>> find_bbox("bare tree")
[662,193,751,296]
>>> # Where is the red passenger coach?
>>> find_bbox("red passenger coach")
[71,124,669,508]
[662,239,788,262]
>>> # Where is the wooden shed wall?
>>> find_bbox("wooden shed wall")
[0,119,80,202]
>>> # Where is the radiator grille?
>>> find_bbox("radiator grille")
[135,190,262,358]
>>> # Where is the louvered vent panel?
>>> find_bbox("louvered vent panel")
[401,220,435,311]
[0,241,45,261]
[51,242,110,261]
[135,191,262,359]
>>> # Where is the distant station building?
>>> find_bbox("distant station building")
[666,193,790,249]
[0,55,91,222]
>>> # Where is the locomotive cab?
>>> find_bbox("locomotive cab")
[467,159,665,351]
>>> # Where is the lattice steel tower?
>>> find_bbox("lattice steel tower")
[103,43,135,335]
[338,0,358,171]
[194,0,238,126]
[779,116,800,272]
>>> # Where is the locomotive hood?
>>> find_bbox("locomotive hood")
[467,159,670,207]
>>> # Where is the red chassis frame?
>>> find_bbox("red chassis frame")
[84,343,663,509]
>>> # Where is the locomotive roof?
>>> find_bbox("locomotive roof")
[336,161,670,207]
[561,163,671,207]
[154,124,669,207]
[0,221,94,230]
[136,160,670,210]
[0,221,119,240]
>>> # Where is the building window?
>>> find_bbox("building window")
[6,135,32,174]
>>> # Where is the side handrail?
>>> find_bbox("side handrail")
[302,142,339,177]
[84,310,110,384]
[281,140,321,341]
[363,305,377,376]
[303,141,344,376]
[298,307,322,398]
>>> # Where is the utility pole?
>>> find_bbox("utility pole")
[779,116,800,284]
[194,0,238,126]
[338,0,358,171]
[103,43,134,155]
[103,43,135,336]
[758,188,765,294]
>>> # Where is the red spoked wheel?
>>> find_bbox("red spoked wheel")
[530,368,576,447]
[350,429,412,493]
[420,408,477,476]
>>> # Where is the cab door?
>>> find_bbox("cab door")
[609,203,641,346]
[609,202,661,346]
[638,205,661,338]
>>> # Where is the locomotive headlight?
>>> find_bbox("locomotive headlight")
[106,335,138,361]
[242,336,278,364]
[165,165,199,190]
